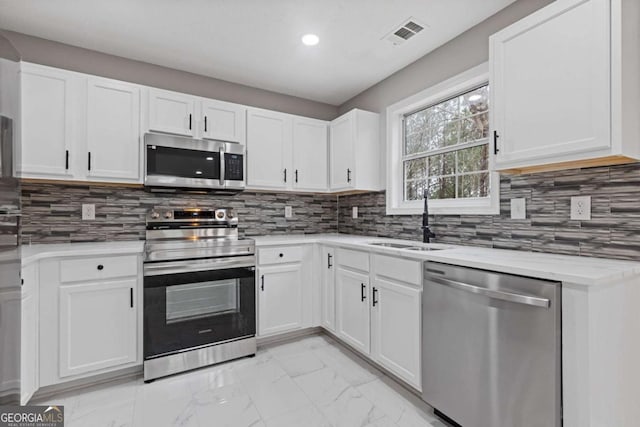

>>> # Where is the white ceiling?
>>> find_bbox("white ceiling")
[0,0,516,105]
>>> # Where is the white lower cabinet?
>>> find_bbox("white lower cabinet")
[38,252,142,388]
[58,279,137,378]
[257,264,303,336]
[20,263,38,405]
[256,244,313,337]
[371,277,421,389]
[336,267,370,354]
[320,246,336,332]
[332,249,422,390]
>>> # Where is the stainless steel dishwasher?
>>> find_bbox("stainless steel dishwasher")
[421,262,561,427]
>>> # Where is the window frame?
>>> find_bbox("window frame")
[386,62,499,215]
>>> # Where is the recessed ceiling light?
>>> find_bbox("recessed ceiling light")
[302,34,319,46]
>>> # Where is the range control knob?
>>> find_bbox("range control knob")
[216,211,225,219]
[150,211,160,219]
[164,211,173,219]
[227,211,234,219]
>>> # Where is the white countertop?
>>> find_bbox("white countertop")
[21,241,145,265]
[19,234,640,287]
[253,233,640,287]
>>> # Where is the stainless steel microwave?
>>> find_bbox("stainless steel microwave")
[144,133,245,192]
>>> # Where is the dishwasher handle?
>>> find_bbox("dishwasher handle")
[428,276,551,308]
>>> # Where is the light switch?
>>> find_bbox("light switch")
[510,198,526,220]
[352,206,358,219]
[284,206,293,218]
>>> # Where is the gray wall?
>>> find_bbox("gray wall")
[337,0,554,182]
[0,30,338,120]
[338,0,553,115]
[0,33,19,61]
[338,163,640,262]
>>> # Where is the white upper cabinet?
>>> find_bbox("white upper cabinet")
[246,108,292,190]
[20,63,79,179]
[19,63,142,183]
[86,78,141,182]
[293,116,329,191]
[329,109,381,192]
[148,90,246,143]
[148,88,196,137]
[491,0,640,173]
[201,98,246,143]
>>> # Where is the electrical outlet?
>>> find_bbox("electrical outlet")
[571,196,591,220]
[82,204,95,220]
[284,206,293,218]
[352,206,358,219]
[510,198,526,220]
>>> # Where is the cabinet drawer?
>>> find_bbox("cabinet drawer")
[60,255,138,283]
[337,248,369,272]
[258,246,303,266]
[373,254,421,286]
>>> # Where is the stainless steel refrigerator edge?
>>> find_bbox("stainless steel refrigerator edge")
[0,38,22,405]
[421,262,561,427]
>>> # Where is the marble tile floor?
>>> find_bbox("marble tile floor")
[32,334,450,427]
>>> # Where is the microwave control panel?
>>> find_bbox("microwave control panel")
[225,154,244,180]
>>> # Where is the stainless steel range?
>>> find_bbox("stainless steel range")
[143,207,256,382]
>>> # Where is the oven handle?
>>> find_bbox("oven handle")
[144,255,256,276]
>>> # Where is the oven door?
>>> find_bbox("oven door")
[144,134,225,190]
[143,256,256,359]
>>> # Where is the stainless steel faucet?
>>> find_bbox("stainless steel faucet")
[422,189,436,243]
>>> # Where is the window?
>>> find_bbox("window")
[403,85,490,201]
[386,63,499,215]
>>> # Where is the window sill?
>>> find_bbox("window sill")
[386,198,499,216]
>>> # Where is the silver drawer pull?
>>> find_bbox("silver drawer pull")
[428,276,550,308]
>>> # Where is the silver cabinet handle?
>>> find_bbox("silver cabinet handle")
[428,276,550,308]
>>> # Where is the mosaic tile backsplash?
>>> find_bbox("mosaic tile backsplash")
[20,183,338,244]
[20,163,640,262]
[337,163,640,261]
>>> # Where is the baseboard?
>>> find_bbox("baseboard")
[257,327,323,348]
[31,365,142,403]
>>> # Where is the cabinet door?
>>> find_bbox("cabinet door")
[202,99,246,143]
[20,65,77,178]
[258,264,302,336]
[491,0,611,167]
[336,267,369,354]
[293,117,328,191]
[20,264,38,405]
[329,113,355,191]
[371,278,421,390]
[321,247,336,332]
[86,78,141,182]
[148,88,196,137]
[246,108,292,189]
[59,279,137,378]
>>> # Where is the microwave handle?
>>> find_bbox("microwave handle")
[219,147,225,186]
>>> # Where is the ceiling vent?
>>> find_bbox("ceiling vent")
[383,18,426,46]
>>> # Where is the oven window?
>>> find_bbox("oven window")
[147,145,220,179]
[166,279,238,324]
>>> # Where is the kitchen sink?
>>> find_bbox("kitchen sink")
[367,242,446,251]
[406,246,441,251]
[367,242,416,249]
